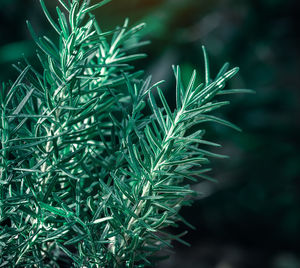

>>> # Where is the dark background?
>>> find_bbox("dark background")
[1,0,299,267]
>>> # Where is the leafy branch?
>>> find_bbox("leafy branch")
[0,0,252,267]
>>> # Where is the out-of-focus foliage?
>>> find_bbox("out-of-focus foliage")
[1,0,299,267]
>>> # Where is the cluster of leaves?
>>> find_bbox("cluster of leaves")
[0,0,251,267]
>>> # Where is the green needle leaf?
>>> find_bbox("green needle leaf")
[92,216,114,224]
[40,0,60,34]
[40,202,68,217]
[82,0,112,14]
[157,86,174,124]
[202,46,210,85]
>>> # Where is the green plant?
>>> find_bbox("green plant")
[0,0,252,267]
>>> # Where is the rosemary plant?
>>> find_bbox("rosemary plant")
[0,0,252,267]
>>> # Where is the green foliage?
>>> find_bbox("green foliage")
[0,0,250,267]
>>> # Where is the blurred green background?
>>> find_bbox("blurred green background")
[1,0,299,267]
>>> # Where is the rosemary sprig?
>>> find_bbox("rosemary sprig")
[0,0,252,267]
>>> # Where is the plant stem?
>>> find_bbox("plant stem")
[0,109,8,214]
[126,108,183,234]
